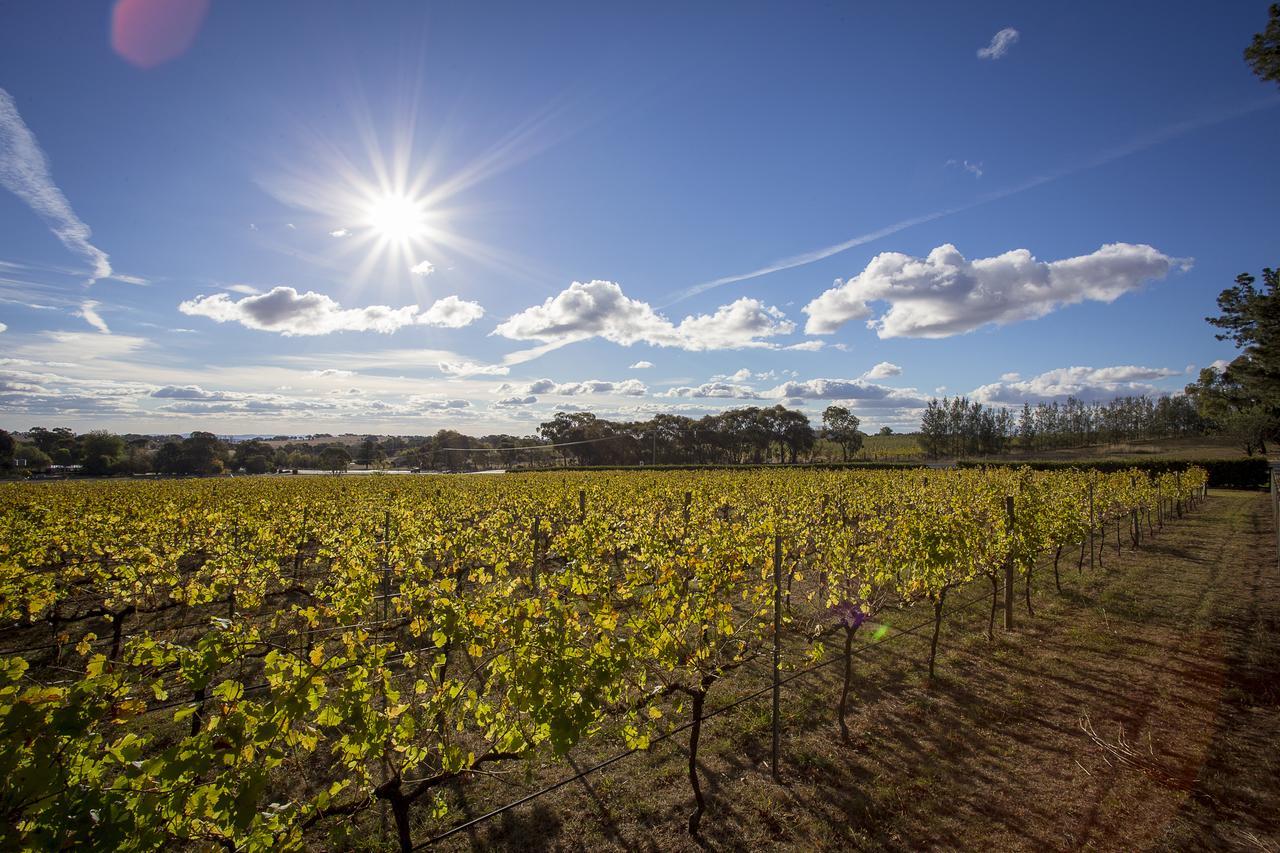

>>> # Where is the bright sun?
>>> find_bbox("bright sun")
[365,192,429,242]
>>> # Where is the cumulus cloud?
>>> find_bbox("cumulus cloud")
[970,365,1181,404]
[766,378,928,408]
[151,384,238,401]
[629,360,654,369]
[420,295,484,328]
[78,300,110,335]
[497,377,647,397]
[179,287,485,335]
[863,361,902,379]
[438,360,510,377]
[494,280,795,350]
[803,243,1184,338]
[0,322,6,333]
[0,88,112,282]
[977,27,1019,60]
[410,260,436,277]
[330,229,350,238]
[662,382,762,399]
[494,395,538,407]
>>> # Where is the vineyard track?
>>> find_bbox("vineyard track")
[433,490,1280,852]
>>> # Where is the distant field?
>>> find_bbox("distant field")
[1004,435,1258,462]
[848,434,925,461]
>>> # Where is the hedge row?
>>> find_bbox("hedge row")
[955,457,1270,488]
[509,461,927,473]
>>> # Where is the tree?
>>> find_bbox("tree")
[775,407,816,463]
[233,439,274,474]
[0,430,14,469]
[355,436,383,469]
[1190,267,1280,448]
[1246,4,1280,87]
[821,405,863,461]
[877,426,892,436]
[78,431,126,476]
[181,432,229,475]
[319,445,351,473]
[1018,403,1036,451]
[15,444,52,471]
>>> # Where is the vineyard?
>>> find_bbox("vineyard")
[0,467,1210,850]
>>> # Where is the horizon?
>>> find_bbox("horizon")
[3,2,1278,435]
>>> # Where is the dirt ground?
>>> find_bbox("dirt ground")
[422,490,1280,852]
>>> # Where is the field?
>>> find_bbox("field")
[4,466,1277,852]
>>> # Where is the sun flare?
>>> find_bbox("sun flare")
[365,192,429,243]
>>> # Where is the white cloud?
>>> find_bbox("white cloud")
[863,361,902,379]
[420,295,484,328]
[1000,372,1021,382]
[410,260,435,277]
[438,360,510,377]
[629,360,654,369]
[767,378,928,409]
[494,280,795,350]
[662,382,762,399]
[78,300,110,335]
[0,322,6,333]
[151,384,238,401]
[970,365,1181,404]
[946,159,984,178]
[784,340,825,351]
[497,378,648,397]
[181,287,420,336]
[977,27,1020,60]
[0,88,112,283]
[494,395,538,407]
[180,287,482,336]
[803,243,1185,338]
[227,284,261,295]
[330,229,350,238]
[714,368,778,383]
[311,369,355,377]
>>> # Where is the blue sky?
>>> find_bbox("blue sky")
[1,1,1278,434]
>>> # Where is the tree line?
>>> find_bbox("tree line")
[918,394,1207,458]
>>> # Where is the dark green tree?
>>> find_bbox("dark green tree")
[1189,267,1280,451]
[78,431,126,476]
[233,439,275,474]
[1245,3,1280,86]
[319,445,351,473]
[0,430,14,469]
[821,405,863,461]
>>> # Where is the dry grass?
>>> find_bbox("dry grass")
[420,491,1280,852]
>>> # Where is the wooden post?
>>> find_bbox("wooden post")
[531,517,540,595]
[1088,482,1095,571]
[771,532,782,783]
[1130,475,1140,548]
[1004,495,1015,631]
[1273,468,1279,571]
[578,488,586,523]
[382,510,391,622]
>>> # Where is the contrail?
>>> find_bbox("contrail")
[0,87,113,284]
[666,96,1280,306]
